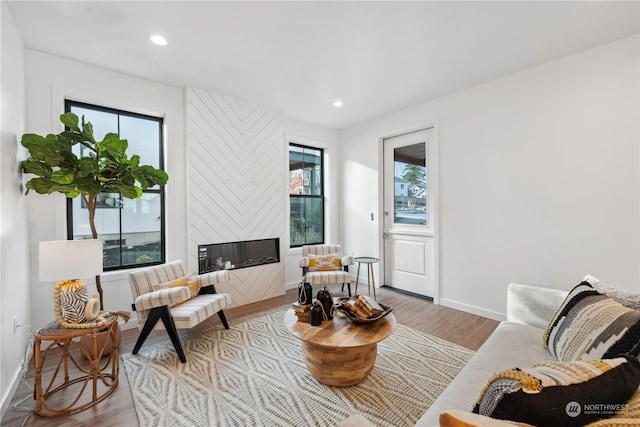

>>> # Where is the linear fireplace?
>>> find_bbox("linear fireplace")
[198,238,280,273]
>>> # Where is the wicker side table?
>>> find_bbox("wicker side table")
[33,314,119,416]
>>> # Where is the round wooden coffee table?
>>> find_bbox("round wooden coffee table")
[283,308,396,387]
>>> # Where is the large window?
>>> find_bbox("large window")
[289,143,324,247]
[65,100,165,270]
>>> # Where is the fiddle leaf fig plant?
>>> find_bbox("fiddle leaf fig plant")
[21,112,169,309]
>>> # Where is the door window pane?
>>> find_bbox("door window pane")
[394,143,427,225]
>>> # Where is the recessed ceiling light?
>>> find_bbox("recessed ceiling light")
[150,34,167,46]
[333,100,343,107]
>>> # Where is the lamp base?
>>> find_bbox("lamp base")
[54,279,88,325]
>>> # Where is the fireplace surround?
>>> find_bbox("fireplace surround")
[198,238,280,273]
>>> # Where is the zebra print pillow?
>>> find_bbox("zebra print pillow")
[544,282,640,361]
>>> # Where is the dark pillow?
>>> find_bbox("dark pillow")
[543,281,640,361]
[473,357,640,427]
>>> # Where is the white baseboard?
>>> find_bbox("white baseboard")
[1,364,24,420]
[1,333,33,420]
[286,278,371,293]
[438,298,506,322]
[120,318,139,331]
[285,281,299,290]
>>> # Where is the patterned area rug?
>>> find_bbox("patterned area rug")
[122,306,474,427]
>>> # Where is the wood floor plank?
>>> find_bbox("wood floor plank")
[1,285,498,427]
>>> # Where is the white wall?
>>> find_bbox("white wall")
[283,117,341,288]
[23,50,186,330]
[340,35,640,320]
[0,1,30,416]
[185,87,285,306]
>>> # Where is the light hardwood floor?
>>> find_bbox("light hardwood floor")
[2,285,499,427]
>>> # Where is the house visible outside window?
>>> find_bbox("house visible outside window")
[65,100,165,270]
[289,143,324,248]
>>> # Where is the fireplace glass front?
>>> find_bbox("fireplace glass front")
[198,238,280,273]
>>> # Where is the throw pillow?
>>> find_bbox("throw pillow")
[543,281,640,361]
[583,274,640,311]
[152,275,200,302]
[307,253,342,272]
[473,357,640,427]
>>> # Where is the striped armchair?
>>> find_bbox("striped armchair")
[299,244,353,296]
[128,260,232,363]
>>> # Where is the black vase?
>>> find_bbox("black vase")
[316,288,333,320]
[298,281,312,305]
[309,302,322,326]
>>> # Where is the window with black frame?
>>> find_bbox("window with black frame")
[289,143,324,248]
[65,100,165,270]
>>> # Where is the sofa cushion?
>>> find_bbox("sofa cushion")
[544,282,640,361]
[415,321,555,426]
[473,357,640,427]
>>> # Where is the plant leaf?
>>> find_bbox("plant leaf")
[24,177,78,195]
[81,121,96,143]
[102,133,127,160]
[129,154,140,169]
[60,112,80,132]
[51,169,75,185]
[76,157,97,178]
[21,158,52,178]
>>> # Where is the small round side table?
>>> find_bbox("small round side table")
[33,314,119,417]
[354,256,379,300]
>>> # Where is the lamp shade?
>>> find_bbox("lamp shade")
[39,239,104,281]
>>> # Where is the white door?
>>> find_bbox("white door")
[383,129,437,298]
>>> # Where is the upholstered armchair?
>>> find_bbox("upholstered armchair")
[128,260,232,363]
[299,244,353,296]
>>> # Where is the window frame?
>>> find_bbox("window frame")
[64,100,166,271]
[289,142,325,248]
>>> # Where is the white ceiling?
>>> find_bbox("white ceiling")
[6,1,640,130]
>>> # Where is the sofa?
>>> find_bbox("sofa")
[415,280,640,427]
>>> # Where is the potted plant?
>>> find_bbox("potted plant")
[21,112,169,311]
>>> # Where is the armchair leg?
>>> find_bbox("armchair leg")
[341,266,352,296]
[133,305,187,363]
[341,282,352,296]
[217,310,230,329]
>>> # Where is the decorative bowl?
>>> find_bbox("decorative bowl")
[335,297,393,324]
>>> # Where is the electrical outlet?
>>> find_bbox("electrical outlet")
[13,315,18,334]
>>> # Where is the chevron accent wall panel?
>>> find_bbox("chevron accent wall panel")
[186,87,286,307]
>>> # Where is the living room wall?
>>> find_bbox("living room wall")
[0,2,30,416]
[340,34,640,320]
[283,117,341,288]
[185,87,286,306]
[22,50,186,330]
